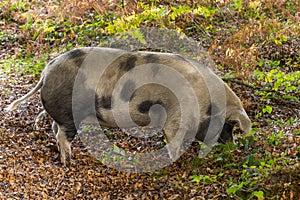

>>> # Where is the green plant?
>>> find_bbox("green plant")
[266,131,284,145]
[262,105,272,114]
[7,1,29,12]
[2,56,47,75]
[190,174,220,184]
[229,0,243,12]
[253,69,300,101]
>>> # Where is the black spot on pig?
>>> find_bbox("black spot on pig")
[145,54,160,63]
[196,116,234,144]
[138,100,163,113]
[68,49,86,60]
[218,121,235,143]
[195,117,210,141]
[68,49,87,67]
[206,104,212,116]
[120,80,136,101]
[206,103,220,116]
[96,95,113,109]
[119,55,137,71]
[65,129,78,142]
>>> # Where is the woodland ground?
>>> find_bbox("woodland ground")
[0,0,299,199]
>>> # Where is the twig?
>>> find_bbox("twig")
[222,77,300,106]
[222,77,256,89]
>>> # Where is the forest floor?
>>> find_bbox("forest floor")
[0,0,299,199]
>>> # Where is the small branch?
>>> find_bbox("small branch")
[222,77,300,106]
[222,78,255,89]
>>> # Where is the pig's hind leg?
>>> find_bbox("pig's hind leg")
[55,124,76,166]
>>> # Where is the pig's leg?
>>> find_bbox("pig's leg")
[52,121,58,135]
[162,107,188,162]
[33,110,48,129]
[56,125,74,166]
[163,106,197,162]
[164,125,188,162]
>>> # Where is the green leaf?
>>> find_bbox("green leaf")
[248,136,254,147]
[193,157,200,166]
[113,144,121,153]
[253,190,264,199]
[285,86,296,91]
[44,26,55,34]
[203,176,211,184]
[226,185,237,194]
[262,105,272,114]
[190,175,203,183]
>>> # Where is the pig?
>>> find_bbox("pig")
[6,47,251,166]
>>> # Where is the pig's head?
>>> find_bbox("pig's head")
[218,108,251,143]
[196,108,251,144]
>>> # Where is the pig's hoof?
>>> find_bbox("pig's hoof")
[58,143,72,167]
[60,150,71,167]
[167,144,180,162]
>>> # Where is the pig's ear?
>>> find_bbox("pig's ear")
[227,109,251,134]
